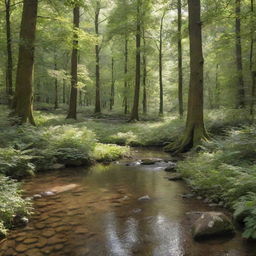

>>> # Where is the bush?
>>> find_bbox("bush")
[178,126,256,239]
[0,175,31,236]
[0,148,35,178]
[93,143,130,162]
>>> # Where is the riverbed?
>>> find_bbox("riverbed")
[0,148,255,256]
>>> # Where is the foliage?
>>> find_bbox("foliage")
[0,175,31,236]
[178,126,256,239]
[92,143,130,162]
[0,148,35,178]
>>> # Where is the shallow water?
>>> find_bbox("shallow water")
[1,148,256,256]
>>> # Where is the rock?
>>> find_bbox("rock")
[125,161,141,166]
[140,158,162,165]
[12,215,29,227]
[197,196,203,200]
[15,243,28,253]
[51,163,65,170]
[192,212,235,240]
[23,237,39,244]
[138,195,151,201]
[42,229,55,238]
[132,208,142,214]
[33,194,42,200]
[166,173,182,181]
[181,193,194,199]
[209,203,218,208]
[164,162,177,172]
[41,191,56,197]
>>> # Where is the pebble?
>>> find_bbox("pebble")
[138,195,151,201]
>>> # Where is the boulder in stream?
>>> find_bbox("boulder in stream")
[166,173,183,181]
[140,158,162,165]
[192,212,235,240]
[164,162,177,172]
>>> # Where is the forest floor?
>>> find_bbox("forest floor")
[0,106,256,239]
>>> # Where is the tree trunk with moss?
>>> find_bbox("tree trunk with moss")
[67,6,79,119]
[165,0,207,153]
[12,0,38,125]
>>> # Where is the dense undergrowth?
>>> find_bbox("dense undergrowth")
[178,126,256,239]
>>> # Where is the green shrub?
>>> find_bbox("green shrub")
[178,126,256,239]
[93,143,130,162]
[0,148,35,178]
[0,175,31,234]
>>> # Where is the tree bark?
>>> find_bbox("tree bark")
[124,38,129,114]
[159,11,165,116]
[67,6,79,119]
[250,0,256,118]
[5,0,13,106]
[130,0,141,121]
[142,28,147,115]
[12,0,38,125]
[235,0,245,108]
[54,53,58,109]
[165,0,207,153]
[177,0,183,118]
[110,57,115,111]
[94,1,101,114]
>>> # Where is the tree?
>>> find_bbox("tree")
[130,0,141,121]
[110,56,115,110]
[5,0,13,106]
[235,0,245,108]
[159,10,166,116]
[142,27,147,115]
[67,6,80,119]
[177,0,183,118]
[165,0,208,153]
[12,0,38,125]
[250,0,256,119]
[94,0,102,114]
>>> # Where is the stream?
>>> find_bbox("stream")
[0,148,256,256]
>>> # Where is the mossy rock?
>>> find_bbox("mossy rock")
[192,212,235,240]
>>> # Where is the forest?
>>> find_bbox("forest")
[0,0,256,255]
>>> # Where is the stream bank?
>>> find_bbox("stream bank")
[0,148,255,256]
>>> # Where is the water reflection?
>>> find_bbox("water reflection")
[105,212,138,256]
[151,214,184,256]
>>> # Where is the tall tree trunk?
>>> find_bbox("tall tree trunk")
[67,6,79,119]
[54,54,58,109]
[177,0,183,118]
[110,57,115,111]
[165,0,207,153]
[5,0,13,106]
[159,11,165,116]
[215,63,220,108]
[12,0,38,125]
[235,0,245,108]
[94,1,101,114]
[130,0,141,121]
[250,0,256,119]
[63,79,66,104]
[142,29,147,115]
[124,38,129,115]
